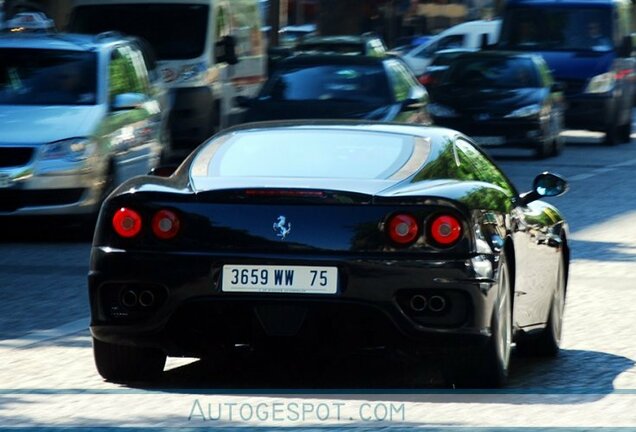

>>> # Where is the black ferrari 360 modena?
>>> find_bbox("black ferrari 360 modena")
[89,122,569,387]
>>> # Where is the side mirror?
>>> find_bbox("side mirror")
[148,165,177,177]
[235,95,253,108]
[403,86,428,111]
[111,93,146,111]
[215,35,239,65]
[521,172,568,205]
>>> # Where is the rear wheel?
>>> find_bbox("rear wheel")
[618,120,632,143]
[604,117,619,146]
[445,254,512,388]
[534,139,552,159]
[516,252,566,357]
[93,338,166,383]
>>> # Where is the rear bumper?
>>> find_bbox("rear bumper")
[89,247,498,356]
[564,93,615,131]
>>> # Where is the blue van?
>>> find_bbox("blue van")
[498,0,635,145]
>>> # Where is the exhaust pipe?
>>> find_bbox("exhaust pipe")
[429,295,447,313]
[139,290,155,308]
[121,290,138,308]
[409,294,428,312]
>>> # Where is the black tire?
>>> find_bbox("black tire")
[93,338,166,383]
[552,135,564,156]
[516,252,566,357]
[100,160,117,203]
[534,139,552,159]
[618,120,632,143]
[604,118,619,146]
[445,254,512,388]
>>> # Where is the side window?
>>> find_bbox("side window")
[215,6,230,39]
[455,138,516,196]
[437,34,466,50]
[535,58,552,88]
[108,46,149,102]
[386,60,412,101]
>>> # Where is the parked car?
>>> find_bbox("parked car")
[239,54,430,124]
[403,19,501,76]
[295,34,388,57]
[69,0,266,157]
[429,51,565,158]
[0,26,168,216]
[89,121,569,387]
[497,0,636,145]
[417,48,477,94]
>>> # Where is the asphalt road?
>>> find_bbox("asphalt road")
[1,128,635,429]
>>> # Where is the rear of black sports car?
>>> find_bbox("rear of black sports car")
[89,185,502,362]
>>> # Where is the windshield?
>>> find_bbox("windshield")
[69,4,208,60]
[0,49,97,106]
[499,7,613,52]
[260,64,392,105]
[193,129,416,179]
[445,56,539,88]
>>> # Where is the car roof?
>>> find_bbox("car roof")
[0,31,129,51]
[279,54,388,67]
[450,50,539,61]
[298,35,372,46]
[218,120,461,144]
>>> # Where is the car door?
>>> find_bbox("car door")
[385,60,430,124]
[102,44,162,182]
[455,138,556,328]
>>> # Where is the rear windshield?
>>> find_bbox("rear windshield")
[260,64,392,105]
[69,4,208,60]
[193,129,417,179]
[499,7,613,52]
[0,49,97,106]
[446,56,539,88]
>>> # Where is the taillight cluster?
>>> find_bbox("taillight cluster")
[386,213,462,248]
[112,207,180,240]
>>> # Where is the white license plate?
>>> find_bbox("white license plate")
[222,265,338,294]
[0,174,12,188]
[472,136,506,146]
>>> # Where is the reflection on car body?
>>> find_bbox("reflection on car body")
[429,51,565,158]
[89,121,570,388]
[0,31,167,216]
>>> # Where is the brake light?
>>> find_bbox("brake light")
[418,74,434,86]
[429,215,462,247]
[387,214,419,245]
[151,209,180,240]
[112,208,142,238]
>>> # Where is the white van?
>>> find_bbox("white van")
[402,19,501,76]
[68,0,266,159]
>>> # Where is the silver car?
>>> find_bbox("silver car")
[0,30,168,216]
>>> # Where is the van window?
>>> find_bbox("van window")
[70,4,209,60]
[499,7,614,52]
[416,34,465,59]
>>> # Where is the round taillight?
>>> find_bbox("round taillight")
[430,215,462,246]
[112,207,142,238]
[151,209,180,240]
[388,214,419,245]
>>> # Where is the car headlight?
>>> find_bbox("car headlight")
[585,72,615,93]
[504,104,541,119]
[428,103,459,118]
[41,138,94,162]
